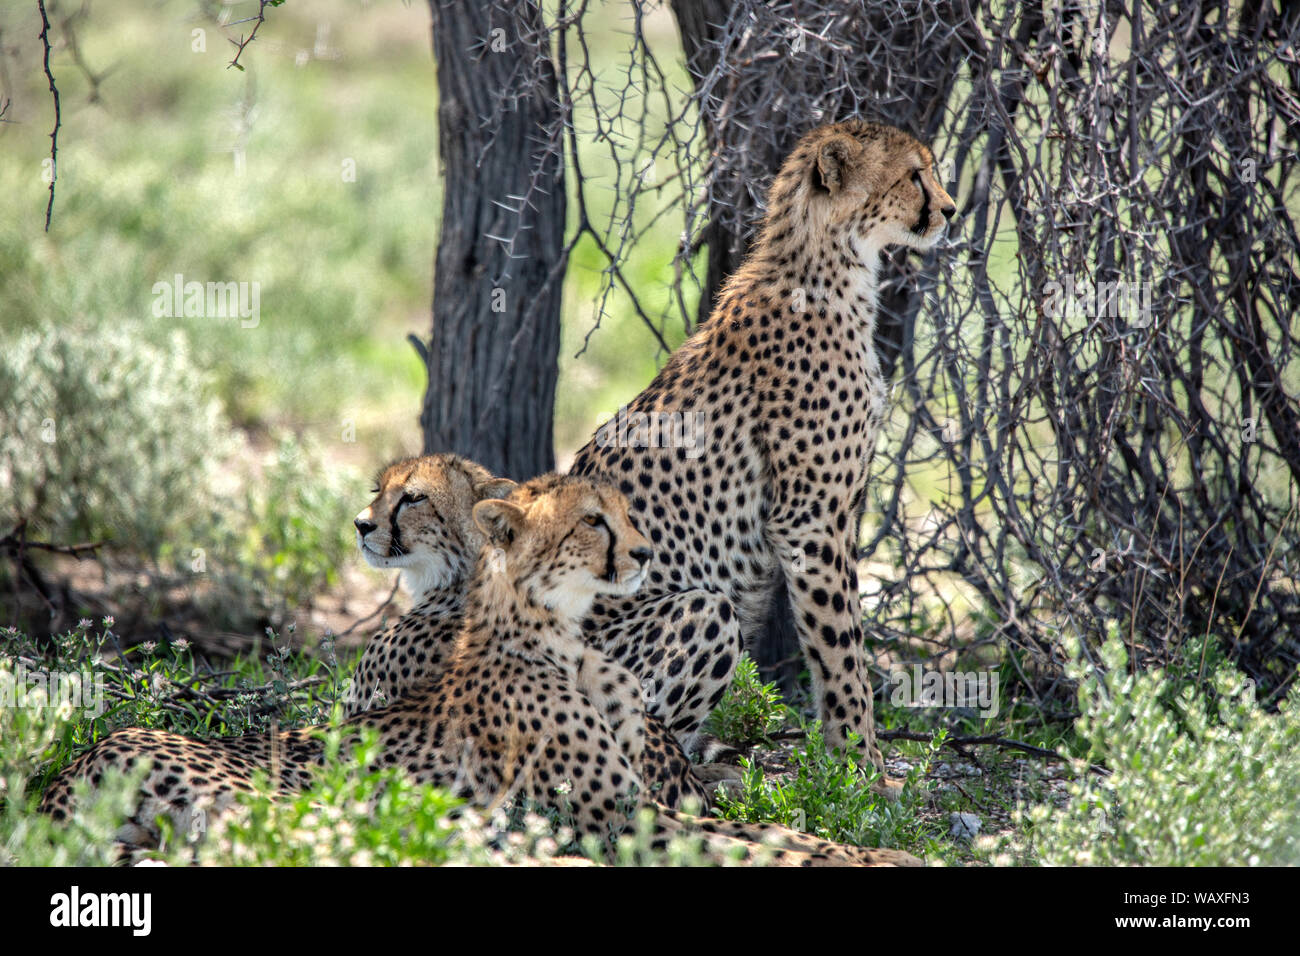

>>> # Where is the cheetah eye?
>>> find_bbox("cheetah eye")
[399,493,427,509]
[583,514,605,528]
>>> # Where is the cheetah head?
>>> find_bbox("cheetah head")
[772,119,957,265]
[353,454,516,603]
[471,474,652,619]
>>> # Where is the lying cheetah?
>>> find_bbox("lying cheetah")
[571,120,956,768]
[44,474,915,865]
[347,453,728,807]
[363,472,915,864]
[346,453,515,715]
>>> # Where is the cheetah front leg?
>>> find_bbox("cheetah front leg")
[572,646,727,812]
[573,649,647,771]
[585,588,743,750]
[769,525,885,775]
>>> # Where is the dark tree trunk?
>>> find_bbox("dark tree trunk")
[670,0,747,329]
[420,0,565,481]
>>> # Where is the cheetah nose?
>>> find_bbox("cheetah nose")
[630,545,652,567]
[940,203,956,221]
[354,518,377,536]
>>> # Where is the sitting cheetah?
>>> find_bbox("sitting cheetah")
[44,474,915,865]
[347,453,729,807]
[571,120,956,768]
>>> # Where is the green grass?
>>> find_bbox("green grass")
[0,0,705,467]
[714,723,947,859]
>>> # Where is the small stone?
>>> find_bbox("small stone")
[949,811,981,840]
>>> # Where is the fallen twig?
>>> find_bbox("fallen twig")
[335,579,401,639]
[766,726,1108,776]
[879,728,1109,776]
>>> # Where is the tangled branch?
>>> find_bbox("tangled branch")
[447,1,1300,703]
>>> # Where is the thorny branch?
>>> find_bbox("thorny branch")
[226,0,277,72]
[487,0,1300,703]
[36,0,60,231]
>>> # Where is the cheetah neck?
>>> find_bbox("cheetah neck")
[459,570,591,670]
[790,238,881,326]
[720,232,885,344]
[409,587,465,618]
[400,553,473,606]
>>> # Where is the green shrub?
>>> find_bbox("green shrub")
[714,722,939,854]
[214,436,357,620]
[0,657,151,866]
[0,322,357,619]
[197,726,551,867]
[993,631,1300,866]
[705,655,789,747]
[0,320,234,555]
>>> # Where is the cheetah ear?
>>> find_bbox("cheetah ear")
[472,477,517,501]
[814,135,857,195]
[473,499,525,547]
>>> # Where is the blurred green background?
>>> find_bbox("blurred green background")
[0,0,696,628]
[0,0,691,462]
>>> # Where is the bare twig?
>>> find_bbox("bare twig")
[226,0,274,72]
[1,521,104,560]
[56,0,114,103]
[772,724,1108,775]
[335,579,401,639]
[36,0,61,231]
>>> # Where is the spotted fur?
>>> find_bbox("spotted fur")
[44,474,915,864]
[345,454,725,808]
[570,120,956,768]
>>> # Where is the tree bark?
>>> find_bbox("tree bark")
[421,0,565,481]
[670,0,747,329]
